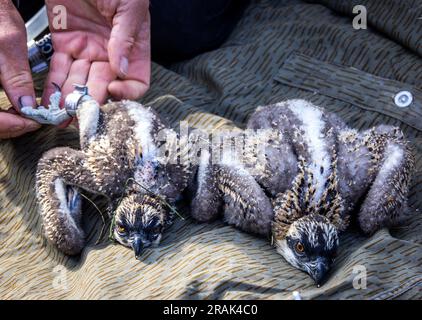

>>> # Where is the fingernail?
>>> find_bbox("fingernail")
[27,122,41,131]
[18,96,35,110]
[120,57,129,77]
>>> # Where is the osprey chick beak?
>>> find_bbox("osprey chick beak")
[132,235,144,260]
[309,257,331,287]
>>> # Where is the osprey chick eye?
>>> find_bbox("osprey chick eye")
[295,242,304,254]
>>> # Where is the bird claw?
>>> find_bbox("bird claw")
[48,91,62,111]
[20,84,73,125]
[20,106,72,125]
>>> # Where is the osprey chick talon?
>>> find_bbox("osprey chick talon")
[20,83,72,125]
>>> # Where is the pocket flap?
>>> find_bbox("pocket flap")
[275,53,422,131]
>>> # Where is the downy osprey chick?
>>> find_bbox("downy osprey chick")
[189,99,414,286]
[36,96,189,258]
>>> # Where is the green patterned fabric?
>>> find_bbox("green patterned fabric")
[0,0,421,299]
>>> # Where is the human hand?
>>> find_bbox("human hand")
[0,109,41,139]
[43,0,151,111]
[0,0,41,138]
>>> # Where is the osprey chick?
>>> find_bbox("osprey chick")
[190,99,414,285]
[36,94,189,258]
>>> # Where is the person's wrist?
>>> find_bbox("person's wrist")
[0,1,36,111]
[0,1,23,27]
[0,0,16,11]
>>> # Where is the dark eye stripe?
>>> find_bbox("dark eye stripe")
[145,216,160,229]
[117,214,131,226]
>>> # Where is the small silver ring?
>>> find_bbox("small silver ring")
[64,85,90,116]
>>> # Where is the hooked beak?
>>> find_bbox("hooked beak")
[309,257,332,287]
[131,235,143,260]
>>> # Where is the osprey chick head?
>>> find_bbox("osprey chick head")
[112,193,170,259]
[274,214,339,286]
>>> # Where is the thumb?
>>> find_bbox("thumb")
[107,0,149,78]
[0,20,36,111]
[0,59,36,111]
[0,112,40,139]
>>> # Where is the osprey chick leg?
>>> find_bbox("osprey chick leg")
[36,147,106,255]
[358,127,415,234]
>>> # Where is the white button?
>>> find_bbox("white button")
[394,91,413,108]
